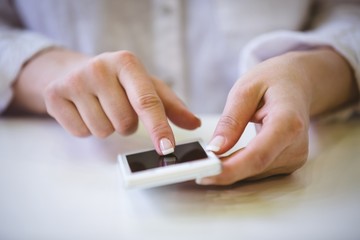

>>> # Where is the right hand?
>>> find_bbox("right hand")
[13,48,201,155]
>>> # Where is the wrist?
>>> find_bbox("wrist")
[9,47,89,114]
[292,48,357,118]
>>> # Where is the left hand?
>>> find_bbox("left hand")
[198,48,357,185]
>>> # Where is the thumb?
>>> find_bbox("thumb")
[206,81,265,154]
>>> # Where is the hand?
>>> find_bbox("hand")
[10,48,201,155]
[199,48,358,185]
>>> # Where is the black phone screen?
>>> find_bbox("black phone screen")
[126,141,208,173]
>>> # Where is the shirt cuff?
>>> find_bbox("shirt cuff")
[0,30,56,112]
[239,4,360,121]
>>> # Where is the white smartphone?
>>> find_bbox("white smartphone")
[118,140,222,189]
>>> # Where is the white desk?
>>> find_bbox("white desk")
[1,115,359,240]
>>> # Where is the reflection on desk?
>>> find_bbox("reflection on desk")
[0,115,359,240]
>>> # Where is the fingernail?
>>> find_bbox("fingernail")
[196,177,214,185]
[206,136,225,152]
[160,138,174,155]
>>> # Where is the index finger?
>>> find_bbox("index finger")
[113,51,175,155]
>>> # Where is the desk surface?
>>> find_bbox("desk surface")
[1,115,359,240]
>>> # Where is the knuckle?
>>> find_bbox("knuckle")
[93,126,114,139]
[63,71,85,96]
[114,117,138,136]
[149,121,170,137]
[135,93,162,112]
[43,85,63,117]
[218,115,241,132]
[114,51,139,70]
[71,127,91,138]
[231,80,260,100]
[43,85,58,108]
[231,83,249,98]
[116,50,137,61]
[85,57,109,82]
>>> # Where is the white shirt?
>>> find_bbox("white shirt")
[1,0,359,115]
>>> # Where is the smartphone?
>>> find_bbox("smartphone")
[118,140,221,189]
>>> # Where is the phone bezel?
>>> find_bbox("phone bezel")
[118,140,221,189]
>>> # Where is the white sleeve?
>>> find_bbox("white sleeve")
[240,3,360,120]
[0,3,56,113]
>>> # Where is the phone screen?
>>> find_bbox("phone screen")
[126,141,208,173]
